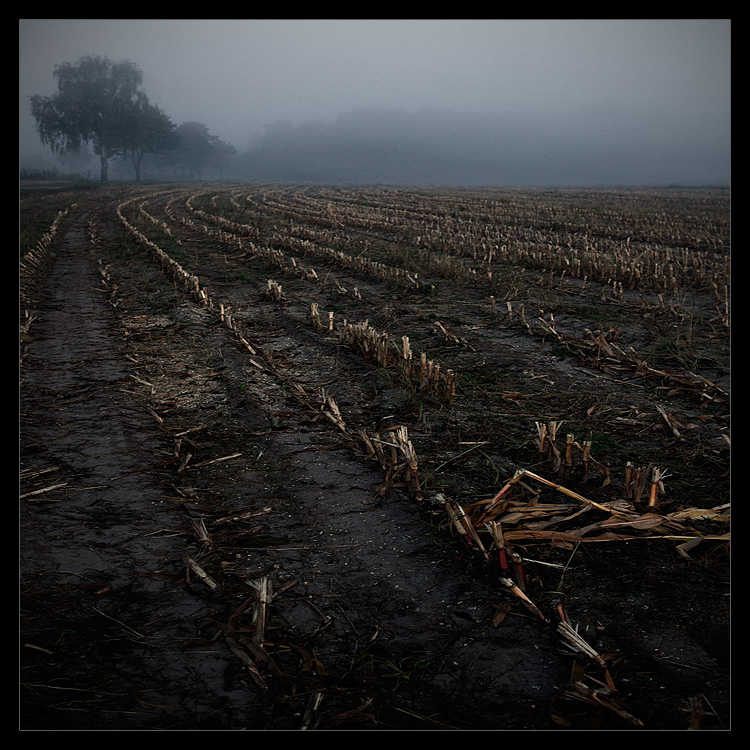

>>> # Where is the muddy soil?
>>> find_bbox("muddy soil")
[20,183,730,731]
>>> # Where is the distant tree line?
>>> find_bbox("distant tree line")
[20,167,62,180]
[30,55,234,182]
[28,55,730,187]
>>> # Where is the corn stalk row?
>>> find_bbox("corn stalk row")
[114,195,729,726]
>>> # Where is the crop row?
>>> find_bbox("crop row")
[114,188,728,698]
[216,186,730,295]
[20,204,73,360]
[152,188,730,407]
[124,187,729,468]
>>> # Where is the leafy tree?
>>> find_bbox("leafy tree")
[169,121,236,180]
[120,97,178,181]
[30,55,174,182]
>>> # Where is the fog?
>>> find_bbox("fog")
[19,19,731,187]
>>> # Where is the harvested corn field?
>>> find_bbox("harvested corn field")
[20,182,730,730]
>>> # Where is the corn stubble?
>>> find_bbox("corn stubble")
[108,186,729,729]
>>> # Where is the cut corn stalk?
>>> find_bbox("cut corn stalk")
[226,637,268,690]
[536,421,547,453]
[191,517,213,547]
[563,670,643,727]
[185,555,219,591]
[656,404,682,438]
[648,467,669,507]
[631,464,652,503]
[557,620,609,672]
[508,550,527,590]
[442,496,488,558]
[321,391,347,432]
[500,577,547,621]
[247,576,273,645]
[478,468,637,527]
[485,520,508,570]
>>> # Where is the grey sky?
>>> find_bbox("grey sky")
[19,18,731,185]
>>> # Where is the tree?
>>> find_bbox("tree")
[120,96,178,181]
[30,55,171,182]
[169,122,236,180]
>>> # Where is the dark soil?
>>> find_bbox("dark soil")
[20,183,730,731]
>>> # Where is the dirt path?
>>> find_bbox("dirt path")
[20,209,256,728]
[20,186,730,731]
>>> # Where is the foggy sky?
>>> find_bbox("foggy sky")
[18,19,731,186]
